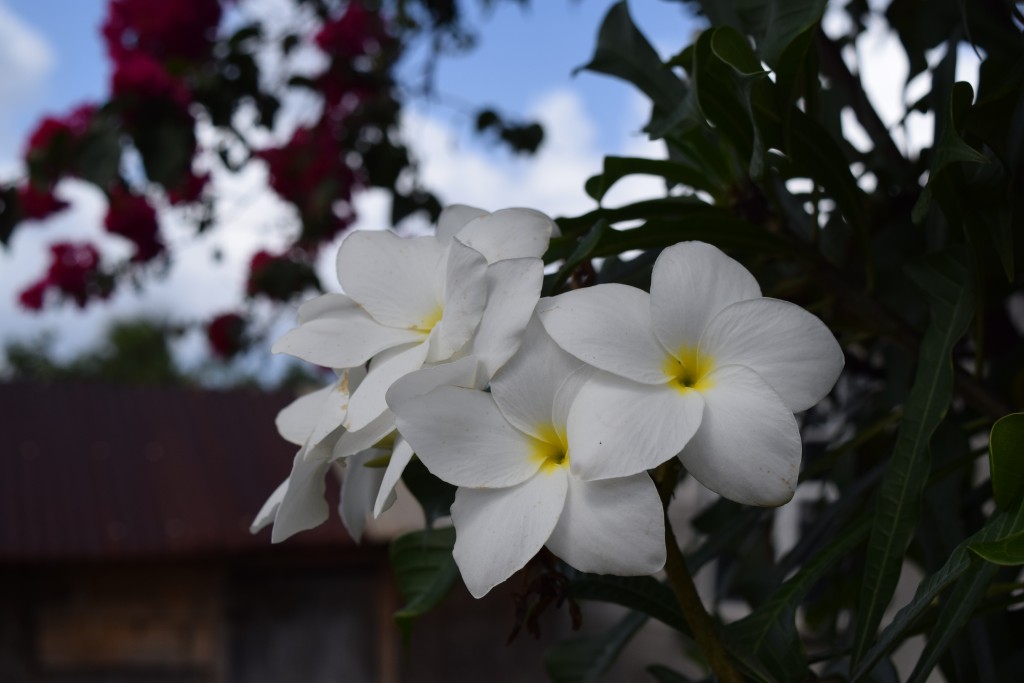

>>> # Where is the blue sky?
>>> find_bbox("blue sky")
[0,0,698,377]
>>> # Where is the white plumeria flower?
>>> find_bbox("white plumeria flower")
[392,320,667,598]
[272,205,553,436]
[251,367,398,542]
[537,241,844,506]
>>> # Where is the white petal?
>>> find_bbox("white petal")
[275,383,334,446]
[452,470,568,598]
[455,207,556,264]
[393,386,540,488]
[699,298,844,412]
[469,257,544,379]
[551,365,596,432]
[436,204,489,244]
[650,242,761,353]
[491,317,583,440]
[329,413,395,461]
[306,371,360,447]
[340,449,389,542]
[346,341,430,431]
[537,285,671,384]
[250,479,288,534]
[679,364,801,506]
[270,449,334,543]
[567,372,704,481]
[297,292,357,325]
[374,437,412,518]
[337,230,445,329]
[272,308,424,368]
[428,239,489,362]
[386,355,485,411]
[546,474,665,575]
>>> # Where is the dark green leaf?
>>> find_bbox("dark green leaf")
[389,526,459,641]
[569,575,687,634]
[74,112,122,189]
[968,530,1024,565]
[575,2,686,118]
[691,31,755,163]
[646,664,696,683]
[401,456,456,527]
[691,0,827,69]
[551,203,790,264]
[0,185,19,246]
[585,156,718,202]
[989,412,1024,510]
[728,517,869,683]
[851,249,976,667]
[711,26,769,77]
[906,561,999,683]
[852,495,1024,680]
[913,82,990,223]
[545,610,647,683]
[549,219,607,293]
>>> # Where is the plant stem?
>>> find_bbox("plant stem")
[654,462,745,683]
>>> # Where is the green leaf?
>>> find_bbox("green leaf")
[569,575,687,634]
[585,156,718,202]
[754,0,828,69]
[550,204,790,264]
[545,610,647,683]
[989,412,1024,510]
[710,27,772,176]
[756,99,869,237]
[555,196,711,238]
[852,494,1024,680]
[646,664,696,683]
[912,82,990,223]
[711,26,770,77]
[74,111,122,189]
[691,0,827,69]
[968,530,1024,565]
[691,30,756,164]
[906,561,1000,683]
[575,2,686,127]
[549,219,608,293]
[401,457,456,528]
[851,249,977,667]
[728,517,870,683]
[389,526,459,642]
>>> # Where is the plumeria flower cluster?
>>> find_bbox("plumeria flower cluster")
[257,208,844,599]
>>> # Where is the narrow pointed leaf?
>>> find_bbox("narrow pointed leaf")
[851,250,976,666]
[906,561,999,683]
[852,494,1024,680]
[569,575,687,634]
[728,517,869,683]
[989,412,1024,510]
[968,530,1024,565]
[545,610,647,683]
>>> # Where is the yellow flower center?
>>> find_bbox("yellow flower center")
[529,423,569,473]
[663,347,715,394]
[414,306,443,333]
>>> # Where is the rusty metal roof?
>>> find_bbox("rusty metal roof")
[0,382,355,563]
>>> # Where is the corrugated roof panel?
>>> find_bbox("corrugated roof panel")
[0,382,356,562]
